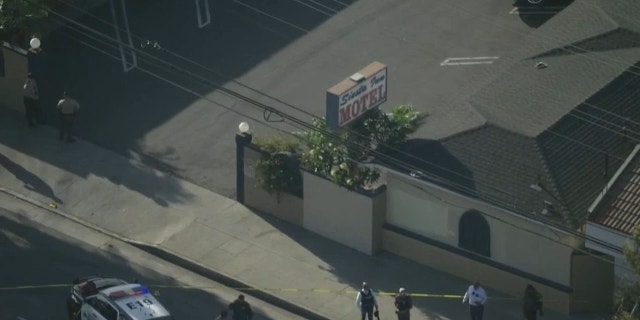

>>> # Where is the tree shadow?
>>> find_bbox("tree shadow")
[0,108,192,207]
[513,0,574,28]
[30,0,358,197]
[0,213,281,320]
[378,138,476,197]
[0,152,63,204]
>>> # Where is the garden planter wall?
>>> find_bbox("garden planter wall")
[302,170,386,255]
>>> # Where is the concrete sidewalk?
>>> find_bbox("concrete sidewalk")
[0,108,601,320]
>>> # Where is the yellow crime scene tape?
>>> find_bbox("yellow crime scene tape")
[0,283,526,301]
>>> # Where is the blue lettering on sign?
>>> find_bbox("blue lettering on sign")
[340,85,367,106]
[370,73,385,86]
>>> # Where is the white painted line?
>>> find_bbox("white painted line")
[195,0,211,28]
[443,61,496,66]
[510,6,565,14]
[445,56,499,61]
[17,317,29,320]
[440,57,499,66]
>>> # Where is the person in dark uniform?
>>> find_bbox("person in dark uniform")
[394,287,413,320]
[356,282,379,320]
[228,294,253,320]
[23,73,39,127]
[522,284,543,320]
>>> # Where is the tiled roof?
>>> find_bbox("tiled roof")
[590,151,640,235]
[395,0,640,228]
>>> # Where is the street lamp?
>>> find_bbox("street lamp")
[238,121,251,134]
[29,37,42,54]
[235,122,253,203]
[29,37,41,50]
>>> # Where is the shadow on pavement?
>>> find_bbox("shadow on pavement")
[30,0,358,197]
[529,28,640,59]
[513,0,574,28]
[0,108,192,207]
[0,212,278,320]
[0,152,63,204]
[380,138,476,197]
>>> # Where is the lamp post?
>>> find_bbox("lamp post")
[235,122,252,203]
[29,37,41,52]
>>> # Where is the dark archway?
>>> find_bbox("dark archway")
[458,210,491,257]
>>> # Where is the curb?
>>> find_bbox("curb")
[0,186,331,320]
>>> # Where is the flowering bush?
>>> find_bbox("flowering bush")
[255,105,427,193]
[299,118,379,190]
[254,135,302,198]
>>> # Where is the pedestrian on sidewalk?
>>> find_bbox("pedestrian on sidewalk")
[394,287,413,320]
[215,310,229,320]
[228,294,253,320]
[57,91,80,143]
[462,281,487,320]
[23,73,40,127]
[522,284,543,320]
[356,282,379,320]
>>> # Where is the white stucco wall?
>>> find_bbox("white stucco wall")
[303,171,385,255]
[386,171,577,286]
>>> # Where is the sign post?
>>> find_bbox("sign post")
[326,62,388,129]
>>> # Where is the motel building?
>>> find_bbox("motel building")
[238,60,637,315]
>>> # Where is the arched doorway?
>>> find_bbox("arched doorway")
[458,210,491,257]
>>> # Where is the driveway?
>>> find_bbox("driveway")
[28,0,572,197]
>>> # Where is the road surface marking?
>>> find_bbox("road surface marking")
[440,57,499,66]
[510,6,565,14]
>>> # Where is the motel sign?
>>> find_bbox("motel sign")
[326,62,388,128]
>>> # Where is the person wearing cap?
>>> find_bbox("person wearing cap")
[394,287,413,320]
[356,282,379,320]
[57,91,80,142]
[462,281,487,320]
[23,73,40,127]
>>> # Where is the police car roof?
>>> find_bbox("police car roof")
[73,278,127,296]
[101,284,171,320]
[100,283,143,296]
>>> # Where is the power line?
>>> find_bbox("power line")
[57,19,629,262]
[53,0,640,170]
[46,0,636,254]
[37,0,635,264]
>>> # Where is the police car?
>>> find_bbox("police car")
[66,276,172,320]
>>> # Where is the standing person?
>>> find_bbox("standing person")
[462,281,487,320]
[522,284,543,320]
[394,287,413,320]
[228,294,253,320]
[57,91,80,142]
[356,282,379,320]
[23,73,39,127]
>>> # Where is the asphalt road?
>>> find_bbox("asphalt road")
[0,193,303,320]
[24,0,574,199]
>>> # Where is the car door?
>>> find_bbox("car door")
[81,297,106,320]
[83,296,119,320]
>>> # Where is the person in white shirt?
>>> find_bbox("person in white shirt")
[356,282,379,320]
[57,91,80,143]
[462,281,487,320]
